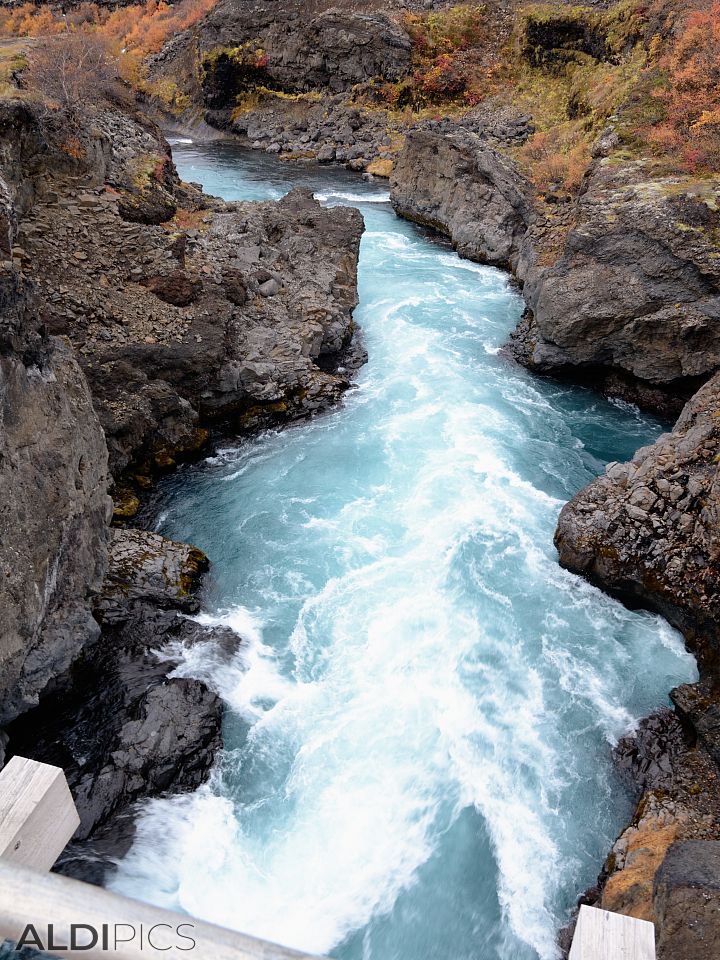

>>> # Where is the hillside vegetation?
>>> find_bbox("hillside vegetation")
[0,0,718,193]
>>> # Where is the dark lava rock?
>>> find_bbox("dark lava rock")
[672,681,720,771]
[195,0,411,95]
[223,269,247,305]
[5,528,241,884]
[142,270,200,306]
[654,841,720,959]
[615,710,690,794]
[555,372,720,677]
[0,111,111,727]
[391,128,533,271]
[98,528,209,618]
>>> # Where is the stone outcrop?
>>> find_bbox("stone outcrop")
[391,126,534,270]
[221,92,402,173]
[517,163,720,401]
[155,0,411,104]
[18,130,363,483]
[555,372,720,673]
[6,528,239,884]
[390,122,720,414]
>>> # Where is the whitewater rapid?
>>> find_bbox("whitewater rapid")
[112,145,697,960]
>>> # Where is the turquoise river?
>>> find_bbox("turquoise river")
[111,142,697,960]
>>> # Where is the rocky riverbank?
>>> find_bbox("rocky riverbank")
[0,95,363,881]
[552,374,720,958]
[390,122,720,418]
[2,0,720,952]
[147,0,720,951]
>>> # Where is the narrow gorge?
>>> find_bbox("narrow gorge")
[1,1,720,958]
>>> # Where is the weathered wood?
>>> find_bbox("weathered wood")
[0,860,323,959]
[569,905,655,960]
[0,756,80,870]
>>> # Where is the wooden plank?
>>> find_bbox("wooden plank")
[0,756,80,870]
[0,859,324,959]
[569,905,655,960]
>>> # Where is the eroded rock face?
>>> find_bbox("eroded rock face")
[391,128,534,270]
[555,372,720,674]
[0,334,110,726]
[521,165,720,393]
[0,105,111,726]
[654,841,720,959]
[178,0,411,97]
[390,123,720,411]
[6,528,240,883]
[595,711,720,917]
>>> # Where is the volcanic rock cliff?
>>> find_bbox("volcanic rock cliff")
[3,0,720,951]
[391,126,720,415]
[0,103,111,730]
[0,95,363,880]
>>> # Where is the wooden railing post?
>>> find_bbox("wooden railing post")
[0,860,322,959]
[0,755,80,871]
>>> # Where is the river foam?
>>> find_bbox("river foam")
[111,145,697,960]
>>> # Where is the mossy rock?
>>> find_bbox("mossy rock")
[366,157,394,178]
[112,483,140,522]
[519,6,610,69]
[201,44,275,110]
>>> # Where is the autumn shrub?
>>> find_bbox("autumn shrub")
[396,4,488,106]
[97,0,217,57]
[0,0,218,61]
[406,4,487,55]
[518,126,592,193]
[646,0,720,172]
[27,32,125,116]
[418,53,469,99]
[0,3,65,37]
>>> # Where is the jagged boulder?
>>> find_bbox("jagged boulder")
[391,127,534,270]
[519,163,720,399]
[654,841,720,959]
[555,371,720,674]
[6,528,240,883]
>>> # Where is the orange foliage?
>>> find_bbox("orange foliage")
[649,0,720,172]
[0,3,64,37]
[0,0,217,62]
[99,0,217,57]
[518,128,591,194]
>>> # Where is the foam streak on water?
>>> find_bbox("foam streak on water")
[111,145,697,960]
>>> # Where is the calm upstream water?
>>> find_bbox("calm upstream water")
[111,142,697,960]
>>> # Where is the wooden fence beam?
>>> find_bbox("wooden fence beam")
[0,860,322,959]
